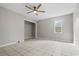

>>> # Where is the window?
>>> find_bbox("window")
[54,20,63,33]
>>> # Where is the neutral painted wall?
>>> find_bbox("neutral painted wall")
[37,14,73,43]
[73,4,79,46]
[0,7,24,46]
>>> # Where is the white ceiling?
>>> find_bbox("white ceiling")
[0,3,76,21]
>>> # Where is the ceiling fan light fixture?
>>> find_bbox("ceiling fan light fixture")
[25,4,46,15]
[33,11,37,13]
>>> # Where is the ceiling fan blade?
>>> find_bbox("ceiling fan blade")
[37,4,42,9]
[38,11,46,13]
[25,5,33,10]
[27,11,33,14]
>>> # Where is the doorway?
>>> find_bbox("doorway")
[24,20,35,40]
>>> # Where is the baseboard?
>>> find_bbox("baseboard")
[0,40,24,47]
[0,42,17,47]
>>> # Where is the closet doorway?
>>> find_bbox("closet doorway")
[24,20,35,40]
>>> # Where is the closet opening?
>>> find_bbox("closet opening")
[24,20,35,40]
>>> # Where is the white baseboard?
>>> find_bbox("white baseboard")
[0,42,16,47]
[0,40,24,47]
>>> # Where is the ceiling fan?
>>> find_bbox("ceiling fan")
[25,4,46,16]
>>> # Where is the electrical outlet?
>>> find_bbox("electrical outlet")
[18,41,20,43]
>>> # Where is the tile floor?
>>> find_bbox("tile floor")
[0,39,79,56]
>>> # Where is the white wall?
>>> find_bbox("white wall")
[73,4,79,46]
[0,7,24,46]
[37,14,73,43]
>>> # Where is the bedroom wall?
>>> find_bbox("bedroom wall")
[73,4,79,46]
[0,6,24,46]
[37,14,73,43]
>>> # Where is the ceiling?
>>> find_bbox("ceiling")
[0,3,76,21]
